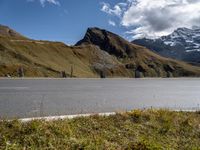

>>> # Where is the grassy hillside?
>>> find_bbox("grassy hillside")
[0,110,199,149]
[0,36,131,77]
[1,25,200,77]
[0,25,27,39]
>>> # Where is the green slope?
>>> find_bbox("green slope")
[0,110,200,149]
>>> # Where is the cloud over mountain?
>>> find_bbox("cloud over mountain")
[101,0,200,39]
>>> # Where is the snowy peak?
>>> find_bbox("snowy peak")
[160,27,200,52]
[132,27,200,64]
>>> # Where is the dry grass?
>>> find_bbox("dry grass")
[1,27,200,78]
[0,37,131,78]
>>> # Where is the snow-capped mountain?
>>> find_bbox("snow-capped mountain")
[132,27,200,65]
[161,27,200,52]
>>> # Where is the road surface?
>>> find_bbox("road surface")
[0,78,200,119]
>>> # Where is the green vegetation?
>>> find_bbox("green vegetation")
[0,110,199,149]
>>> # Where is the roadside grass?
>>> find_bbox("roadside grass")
[0,110,200,150]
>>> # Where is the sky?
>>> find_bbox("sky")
[0,0,200,44]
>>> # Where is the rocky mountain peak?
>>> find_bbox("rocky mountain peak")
[76,27,137,58]
[76,27,108,45]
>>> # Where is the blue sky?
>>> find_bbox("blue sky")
[0,0,127,44]
[0,0,199,44]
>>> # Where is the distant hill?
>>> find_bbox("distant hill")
[0,25,200,77]
[132,27,200,65]
[0,25,27,39]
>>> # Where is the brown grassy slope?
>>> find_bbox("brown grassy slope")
[0,25,27,39]
[0,36,130,77]
[76,27,200,77]
[0,25,200,77]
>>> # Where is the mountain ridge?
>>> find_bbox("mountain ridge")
[0,25,200,77]
[76,27,200,77]
[132,27,200,65]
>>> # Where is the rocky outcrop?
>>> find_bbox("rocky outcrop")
[76,27,136,58]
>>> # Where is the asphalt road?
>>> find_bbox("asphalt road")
[0,78,200,119]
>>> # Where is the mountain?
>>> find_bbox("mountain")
[76,27,200,77]
[132,27,200,65]
[0,26,132,78]
[0,25,200,77]
[76,27,137,58]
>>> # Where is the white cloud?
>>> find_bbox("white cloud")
[27,0,60,7]
[101,0,200,39]
[108,20,116,26]
[41,0,60,6]
[101,2,123,17]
